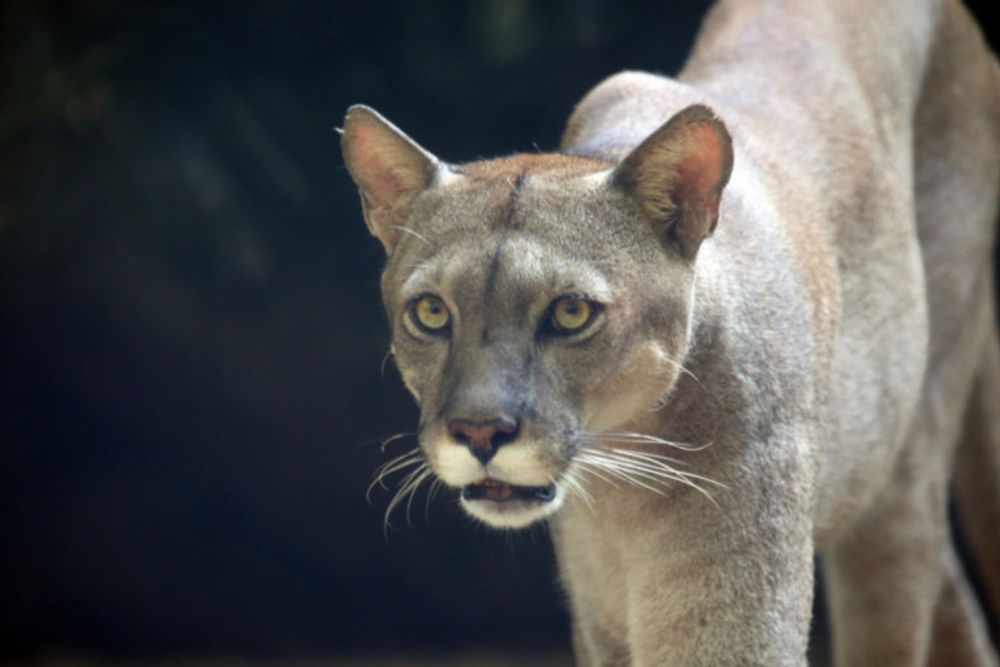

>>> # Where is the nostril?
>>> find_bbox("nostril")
[448,423,469,446]
[492,419,519,448]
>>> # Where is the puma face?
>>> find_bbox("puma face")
[342,105,732,528]
[388,218,692,528]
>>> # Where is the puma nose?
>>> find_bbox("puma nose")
[448,416,520,464]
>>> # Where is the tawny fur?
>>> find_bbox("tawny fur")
[341,1,1000,664]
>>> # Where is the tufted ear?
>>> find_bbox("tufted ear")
[613,104,733,258]
[340,105,445,254]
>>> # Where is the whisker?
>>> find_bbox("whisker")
[579,450,722,506]
[404,468,435,525]
[600,465,684,494]
[599,454,721,506]
[583,441,689,467]
[577,455,669,497]
[560,471,594,509]
[572,459,623,489]
[379,431,417,453]
[580,453,667,486]
[384,463,433,532]
[373,448,422,477]
[586,449,703,485]
[587,431,712,452]
[366,447,423,502]
[600,449,726,488]
[380,348,394,377]
[584,459,696,502]
[571,474,595,507]
[382,460,425,508]
[377,454,423,480]
[598,455,710,492]
[425,478,444,519]
[647,393,671,413]
[606,433,710,451]
[656,352,701,386]
[387,224,434,247]
[397,259,432,273]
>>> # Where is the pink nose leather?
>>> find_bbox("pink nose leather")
[448,417,519,464]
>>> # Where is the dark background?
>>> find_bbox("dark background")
[1,0,996,663]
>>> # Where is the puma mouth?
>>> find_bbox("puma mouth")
[462,478,557,503]
[458,478,564,528]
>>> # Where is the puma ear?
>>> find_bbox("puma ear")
[613,104,733,258]
[340,105,446,254]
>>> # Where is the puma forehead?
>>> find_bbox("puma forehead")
[341,102,732,258]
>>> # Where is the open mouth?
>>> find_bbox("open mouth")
[462,478,557,503]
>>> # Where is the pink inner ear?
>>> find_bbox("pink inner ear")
[349,122,408,210]
[675,123,725,204]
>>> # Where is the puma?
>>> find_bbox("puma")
[340,0,1000,664]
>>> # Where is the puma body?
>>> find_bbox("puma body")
[342,0,1000,664]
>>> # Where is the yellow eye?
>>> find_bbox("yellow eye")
[412,295,450,332]
[551,297,594,333]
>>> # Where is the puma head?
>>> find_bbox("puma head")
[341,104,732,528]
